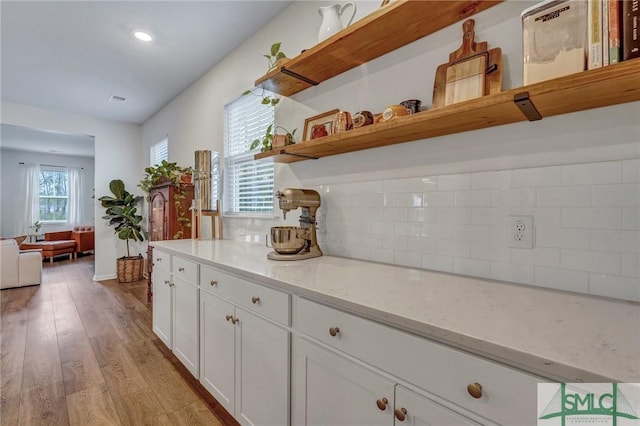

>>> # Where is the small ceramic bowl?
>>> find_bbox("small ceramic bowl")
[400,99,422,114]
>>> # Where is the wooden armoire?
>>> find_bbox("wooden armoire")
[146,181,194,301]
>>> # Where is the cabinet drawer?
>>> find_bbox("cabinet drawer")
[296,297,542,425]
[201,265,290,325]
[172,256,198,285]
[152,249,171,272]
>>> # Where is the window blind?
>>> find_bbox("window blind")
[150,138,168,166]
[223,93,274,215]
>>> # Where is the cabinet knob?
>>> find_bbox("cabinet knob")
[210,280,218,286]
[164,280,170,285]
[251,296,260,304]
[178,267,185,272]
[169,282,175,287]
[225,315,239,324]
[329,327,340,337]
[394,407,407,422]
[156,258,162,262]
[467,382,483,399]
[376,397,388,411]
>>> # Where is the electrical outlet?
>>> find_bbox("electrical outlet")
[508,215,534,249]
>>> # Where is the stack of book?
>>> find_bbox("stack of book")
[589,0,639,68]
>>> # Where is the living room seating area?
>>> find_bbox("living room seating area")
[1,239,42,288]
[18,225,94,264]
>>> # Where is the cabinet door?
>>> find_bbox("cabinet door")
[173,275,199,378]
[235,307,290,426]
[394,385,479,426]
[200,291,236,415]
[293,338,395,426]
[149,189,167,241]
[152,268,172,348]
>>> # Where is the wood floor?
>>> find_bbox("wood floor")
[0,256,235,426]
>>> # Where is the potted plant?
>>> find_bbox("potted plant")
[99,179,147,283]
[250,124,297,153]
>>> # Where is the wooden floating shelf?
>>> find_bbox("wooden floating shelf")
[255,59,640,164]
[255,0,502,97]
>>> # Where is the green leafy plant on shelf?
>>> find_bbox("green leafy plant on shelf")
[250,125,297,153]
[241,42,288,107]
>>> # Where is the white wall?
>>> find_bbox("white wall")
[142,1,640,300]
[0,149,95,236]
[1,102,143,280]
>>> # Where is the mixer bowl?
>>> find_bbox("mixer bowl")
[270,226,306,254]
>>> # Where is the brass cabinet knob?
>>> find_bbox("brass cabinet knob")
[226,315,233,322]
[467,382,483,399]
[329,327,340,337]
[394,408,407,421]
[251,296,260,304]
[225,315,239,324]
[156,258,162,262]
[376,397,388,411]
[164,280,170,285]
[210,280,217,286]
[178,267,185,272]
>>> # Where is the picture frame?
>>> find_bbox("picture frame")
[303,109,339,141]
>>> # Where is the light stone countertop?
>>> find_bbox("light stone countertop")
[151,239,640,383]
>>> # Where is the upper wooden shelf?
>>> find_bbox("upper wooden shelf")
[255,59,640,163]
[255,0,502,97]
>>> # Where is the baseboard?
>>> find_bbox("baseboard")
[93,273,116,282]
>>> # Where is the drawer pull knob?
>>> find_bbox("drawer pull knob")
[164,280,170,285]
[225,315,239,324]
[467,382,483,399]
[251,296,260,304]
[376,397,388,411]
[169,282,175,287]
[329,327,340,337]
[210,280,217,286]
[178,267,185,272]
[394,408,407,421]
[156,258,162,262]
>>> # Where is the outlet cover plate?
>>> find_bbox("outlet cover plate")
[508,215,534,249]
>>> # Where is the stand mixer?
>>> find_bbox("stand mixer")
[267,188,323,261]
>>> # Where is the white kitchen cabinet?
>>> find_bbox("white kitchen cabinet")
[394,385,479,426]
[172,274,199,377]
[152,267,173,348]
[199,269,290,426]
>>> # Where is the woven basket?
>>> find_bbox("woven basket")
[117,255,144,283]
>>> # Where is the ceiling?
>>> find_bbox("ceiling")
[1,123,95,158]
[1,1,292,125]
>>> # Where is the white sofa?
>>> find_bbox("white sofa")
[1,239,42,289]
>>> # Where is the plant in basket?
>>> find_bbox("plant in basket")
[99,179,148,283]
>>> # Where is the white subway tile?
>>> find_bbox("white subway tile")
[394,251,422,269]
[534,266,589,293]
[422,191,454,207]
[511,207,562,227]
[536,227,590,249]
[454,190,491,207]
[470,242,511,261]
[561,207,622,229]
[422,223,453,240]
[592,183,640,206]
[384,208,408,222]
[590,229,640,253]
[407,207,438,223]
[621,254,640,277]
[561,249,621,275]
[356,207,384,221]
[452,224,491,242]
[490,225,508,242]
[511,247,561,267]
[391,192,423,207]
[328,181,382,194]
[383,176,437,193]
[407,237,438,254]
[421,253,453,272]
[382,236,408,250]
[453,258,491,278]
[437,207,471,225]
[437,173,471,191]
[491,262,534,285]
[471,170,511,189]
[394,222,422,237]
[589,274,640,301]
[438,240,470,257]
[472,207,510,225]
[537,186,592,207]
[511,165,562,188]
[370,248,394,264]
[370,221,385,234]
[561,161,621,185]
[361,233,383,249]
[622,207,640,229]
[622,159,640,183]
[492,188,536,206]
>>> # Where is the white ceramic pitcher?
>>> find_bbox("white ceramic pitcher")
[317,2,356,43]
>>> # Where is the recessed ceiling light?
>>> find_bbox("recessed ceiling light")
[133,30,153,42]
[109,94,127,103]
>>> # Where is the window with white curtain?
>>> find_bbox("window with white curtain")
[150,138,168,166]
[39,166,68,221]
[223,93,274,215]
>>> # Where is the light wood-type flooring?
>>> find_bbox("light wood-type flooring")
[0,255,237,425]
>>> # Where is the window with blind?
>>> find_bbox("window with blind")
[39,167,68,221]
[150,138,168,166]
[223,93,274,215]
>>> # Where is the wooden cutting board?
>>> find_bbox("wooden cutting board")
[433,19,502,109]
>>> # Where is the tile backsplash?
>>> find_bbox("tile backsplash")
[311,159,640,302]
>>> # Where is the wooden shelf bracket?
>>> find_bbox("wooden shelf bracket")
[514,92,542,121]
[280,149,319,160]
[279,67,319,87]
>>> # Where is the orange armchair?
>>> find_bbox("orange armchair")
[72,226,94,254]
